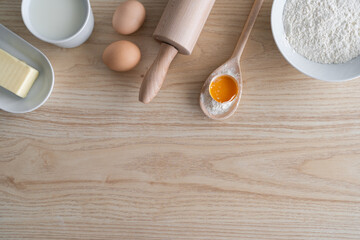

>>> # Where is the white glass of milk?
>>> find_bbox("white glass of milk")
[21,0,94,48]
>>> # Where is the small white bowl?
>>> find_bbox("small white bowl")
[0,24,54,113]
[271,0,360,82]
[21,0,94,48]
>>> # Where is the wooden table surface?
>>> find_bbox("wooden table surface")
[1,0,360,239]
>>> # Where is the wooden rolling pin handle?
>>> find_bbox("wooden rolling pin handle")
[139,43,178,104]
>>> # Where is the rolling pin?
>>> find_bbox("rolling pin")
[139,0,216,104]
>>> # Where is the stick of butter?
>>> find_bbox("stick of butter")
[0,48,39,98]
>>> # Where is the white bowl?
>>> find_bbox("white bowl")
[0,24,54,113]
[271,0,360,82]
[21,0,94,48]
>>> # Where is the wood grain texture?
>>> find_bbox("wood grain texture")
[1,0,360,239]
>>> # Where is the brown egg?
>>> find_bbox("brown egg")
[102,40,141,72]
[112,0,146,35]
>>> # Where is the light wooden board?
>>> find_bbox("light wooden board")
[1,0,360,239]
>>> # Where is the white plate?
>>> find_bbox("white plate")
[0,24,54,113]
[271,0,360,82]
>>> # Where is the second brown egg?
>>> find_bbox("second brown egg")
[102,40,141,72]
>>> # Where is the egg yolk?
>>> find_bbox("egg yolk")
[209,75,238,103]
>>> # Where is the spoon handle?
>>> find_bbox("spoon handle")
[231,0,264,62]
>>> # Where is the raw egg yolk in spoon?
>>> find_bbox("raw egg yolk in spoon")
[209,75,238,103]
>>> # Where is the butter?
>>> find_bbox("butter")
[0,48,39,98]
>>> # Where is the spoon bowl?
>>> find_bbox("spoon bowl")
[200,58,242,120]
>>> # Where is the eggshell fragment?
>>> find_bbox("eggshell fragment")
[112,0,146,35]
[102,40,141,72]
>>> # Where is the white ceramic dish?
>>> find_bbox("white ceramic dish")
[271,0,360,82]
[0,24,54,113]
[21,0,94,48]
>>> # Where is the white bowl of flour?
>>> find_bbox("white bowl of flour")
[271,0,360,82]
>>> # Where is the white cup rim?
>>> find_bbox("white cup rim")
[21,0,91,45]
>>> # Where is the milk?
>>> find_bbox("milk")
[29,0,87,40]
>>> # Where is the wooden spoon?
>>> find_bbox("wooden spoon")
[200,0,264,120]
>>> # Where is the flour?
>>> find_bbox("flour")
[200,88,233,116]
[200,67,240,116]
[283,0,360,64]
